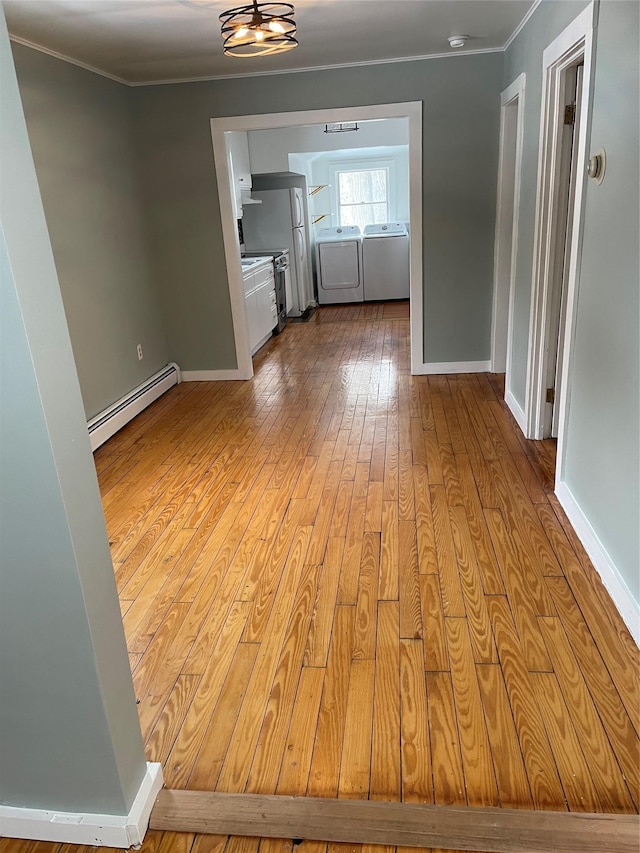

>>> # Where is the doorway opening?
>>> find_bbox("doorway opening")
[492,73,526,431]
[523,5,594,486]
[546,61,584,439]
[210,103,423,380]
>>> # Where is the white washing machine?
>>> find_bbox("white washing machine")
[362,222,410,301]
[315,226,363,304]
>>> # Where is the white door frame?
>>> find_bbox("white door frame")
[524,3,594,470]
[210,102,423,380]
[549,63,583,440]
[491,73,526,428]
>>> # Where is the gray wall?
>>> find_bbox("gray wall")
[505,0,639,611]
[1,10,147,812]
[563,1,639,604]
[131,53,503,369]
[504,0,590,404]
[12,43,170,419]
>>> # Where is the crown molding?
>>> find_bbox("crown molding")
[9,34,129,84]
[128,46,503,87]
[503,0,543,51]
[9,33,503,88]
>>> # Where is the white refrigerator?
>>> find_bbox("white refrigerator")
[242,187,312,318]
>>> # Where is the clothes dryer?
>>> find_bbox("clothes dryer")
[315,226,363,304]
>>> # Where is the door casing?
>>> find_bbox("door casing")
[523,3,595,495]
[491,73,526,432]
[210,103,423,380]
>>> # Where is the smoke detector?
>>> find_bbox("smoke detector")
[448,35,468,49]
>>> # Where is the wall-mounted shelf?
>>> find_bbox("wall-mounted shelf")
[312,214,329,225]
[309,185,329,197]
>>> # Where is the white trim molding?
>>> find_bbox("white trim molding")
[504,389,527,435]
[406,103,424,375]
[132,47,503,87]
[0,762,163,848]
[492,72,526,377]
[524,4,595,442]
[413,360,491,376]
[181,369,246,381]
[555,482,640,645]
[8,35,129,84]
[503,0,544,51]
[210,102,424,379]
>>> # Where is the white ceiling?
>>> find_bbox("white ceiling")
[4,0,536,85]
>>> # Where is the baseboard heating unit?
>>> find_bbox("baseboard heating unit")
[87,362,181,451]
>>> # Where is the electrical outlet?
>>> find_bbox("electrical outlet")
[136,344,143,361]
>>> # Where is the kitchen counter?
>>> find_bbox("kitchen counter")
[241,255,273,276]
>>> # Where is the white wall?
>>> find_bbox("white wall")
[248,118,408,172]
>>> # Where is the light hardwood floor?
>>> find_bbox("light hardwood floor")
[2,302,638,853]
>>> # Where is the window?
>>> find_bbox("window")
[337,168,389,231]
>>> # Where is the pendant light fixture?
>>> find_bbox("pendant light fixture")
[220,1,298,57]
[324,122,359,134]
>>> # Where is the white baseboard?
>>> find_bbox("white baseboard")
[412,360,491,375]
[87,363,180,451]
[556,481,640,646]
[505,388,528,436]
[181,368,249,381]
[0,762,163,848]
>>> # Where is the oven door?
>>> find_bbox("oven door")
[273,268,287,333]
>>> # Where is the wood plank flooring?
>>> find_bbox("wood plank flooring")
[2,301,638,853]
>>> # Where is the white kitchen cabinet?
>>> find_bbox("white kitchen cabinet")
[256,279,278,338]
[245,290,259,352]
[243,261,276,355]
[227,131,252,219]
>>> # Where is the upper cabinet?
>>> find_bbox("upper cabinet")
[227,131,252,219]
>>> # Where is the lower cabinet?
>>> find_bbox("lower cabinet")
[244,264,277,355]
[245,290,259,352]
[256,280,278,341]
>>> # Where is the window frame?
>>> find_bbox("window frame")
[329,157,397,228]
